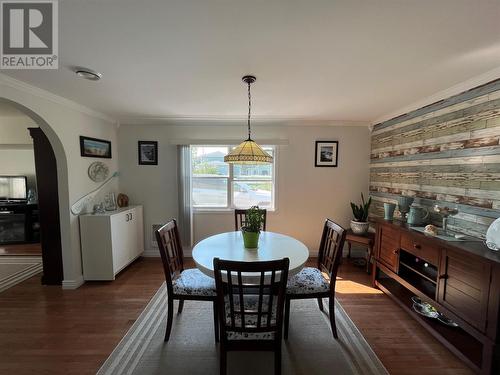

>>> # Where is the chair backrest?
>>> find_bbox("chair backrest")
[234,208,267,231]
[213,258,289,341]
[155,219,184,292]
[317,219,346,289]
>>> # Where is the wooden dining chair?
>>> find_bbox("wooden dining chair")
[155,219,218,342]
[234,208,267,231]
[213,257,290,375]
[284,219,346,339]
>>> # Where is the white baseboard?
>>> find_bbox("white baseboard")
[142,249,160,257]
[142,248,192,258]
[62,274,84,289]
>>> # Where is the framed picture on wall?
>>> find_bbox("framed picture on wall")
[80,136,112,158]
[138,141,158,165]
[315,141,338,167]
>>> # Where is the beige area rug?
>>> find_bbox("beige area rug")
[97,283,388,375]
[0,256,42,292]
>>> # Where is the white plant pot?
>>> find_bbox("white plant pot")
[350,220,369,235]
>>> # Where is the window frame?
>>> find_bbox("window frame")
[191,145,277,212]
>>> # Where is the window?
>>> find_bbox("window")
[191,145,275,210]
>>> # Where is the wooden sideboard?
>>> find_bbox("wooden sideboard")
[372,218,500,374]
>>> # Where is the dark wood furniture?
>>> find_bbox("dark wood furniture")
[213,257,289,375]
[345,229,375,273]
[0,202,39,244]
[29,127,63,285]
[372,218,500,374]
[284,219,347,339]
[234,208,267,231]
[155,219,218,342]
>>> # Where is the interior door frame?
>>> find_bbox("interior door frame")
[29,127,63,285]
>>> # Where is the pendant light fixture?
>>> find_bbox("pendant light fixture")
[224,75,273,164]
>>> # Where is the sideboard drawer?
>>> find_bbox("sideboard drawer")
[380,223,400,239]
[401,232,439,265]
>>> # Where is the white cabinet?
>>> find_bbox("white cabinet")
[79,205,144,280]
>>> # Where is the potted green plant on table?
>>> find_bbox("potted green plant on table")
[350,193,372,235]
[241,206,266,249]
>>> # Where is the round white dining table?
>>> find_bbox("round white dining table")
[192,231,309,281]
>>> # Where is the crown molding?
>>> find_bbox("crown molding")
[119,115,370,127]
[372,65,500,125]
[0,73,117,125]
[169,138,289,145]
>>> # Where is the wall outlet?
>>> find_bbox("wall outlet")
[151,224,162,248]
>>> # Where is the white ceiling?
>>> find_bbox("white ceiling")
[3,0,500,124]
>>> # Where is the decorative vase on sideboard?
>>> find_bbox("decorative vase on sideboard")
[384,203,396,220]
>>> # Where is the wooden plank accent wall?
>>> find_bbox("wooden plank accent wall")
[370,79,500,239]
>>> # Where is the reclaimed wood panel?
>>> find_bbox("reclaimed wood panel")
[370,80,500,238]
[372,79,500,135]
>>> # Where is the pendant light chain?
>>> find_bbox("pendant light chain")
[223,75,273,164]
[247,79,252,140]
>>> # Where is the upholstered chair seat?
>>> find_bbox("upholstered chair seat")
[156,219,218,342]
[286,267,330,295]
[284,219,346,340]
[172,268,216,297]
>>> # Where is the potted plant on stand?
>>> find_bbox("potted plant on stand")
[241,206,266,249]
[350,193,372,235]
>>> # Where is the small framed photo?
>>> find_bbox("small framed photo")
[80,136,112,158]
[138,141,158,165]
[315,141,338,167]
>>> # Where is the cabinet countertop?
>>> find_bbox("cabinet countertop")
[79,205,142,217]
[372,217,500,264]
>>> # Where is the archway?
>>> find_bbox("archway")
[0,97,70,285]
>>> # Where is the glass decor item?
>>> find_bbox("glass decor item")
[433,205,458,236]
[397,196,414,222]
[27,188,37,204]
[384,203,396,220]
[224,76,273,165]
[93,202,105,214]
[104,192,117,211]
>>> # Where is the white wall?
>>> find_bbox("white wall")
[118,123,370,254]
[0,116,35,143]
[0,149,36,191]
[1,75,119,288]
[0,115,37,191]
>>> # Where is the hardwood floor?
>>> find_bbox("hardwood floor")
[0,243,42,256]
[334,261,473,375]
[0,257,472,375]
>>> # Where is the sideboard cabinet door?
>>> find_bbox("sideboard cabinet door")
[437,248,491,332]
[377,224,400,273]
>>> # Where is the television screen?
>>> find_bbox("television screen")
[0,176,27,200]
